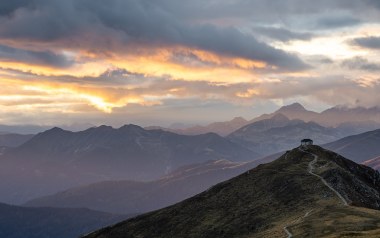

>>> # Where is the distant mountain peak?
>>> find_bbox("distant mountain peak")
[270,113,290,121]
[96,125,114,130]
[276,102,307,113]
[48,127,65,132]
[230,117,247,123]
[43,127,69,135]
[118,124,144,130]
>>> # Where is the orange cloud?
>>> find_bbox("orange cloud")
[108,47,264,84]
[0,77,138,113]
[0,44,267,86]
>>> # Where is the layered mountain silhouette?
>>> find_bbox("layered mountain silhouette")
[251,102,318,123]
[228,113,342,155]
[151,103,380,136]
[325,128,380,163]
[146,117,249,136]
[0,202,128,238]
[250,103,380,129]
[84,146,380,238]
[27,129,380,216]
[0,133,33,147]
[24,158,271,214]
[0,125,257,204]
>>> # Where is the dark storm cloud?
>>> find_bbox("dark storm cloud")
[156,0,374,24]
[352,37,380,49]
[253,26,314,42]
[0,0,35,16]
[315,16,361,29]
[0,0,309,71]
[0,44,73,68]
[1,0,379,71]
[341,57,380,71]
[366,0,380,9]
[181,25,309,71]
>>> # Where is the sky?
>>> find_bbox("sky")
[1,0,380,127]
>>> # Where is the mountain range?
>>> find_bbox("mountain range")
[0,103,379,237]
[24,126,380,216]
[228,113,343,155]
[240,103,380,133]
[152,103,380,136]
[0,125,257,204]
[0,123,94,134]
[1,103,379,206]
[84,146,380,238]
[146,117,249,136]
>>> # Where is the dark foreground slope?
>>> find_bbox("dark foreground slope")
[0,203,129,238]
[84,146,380,238]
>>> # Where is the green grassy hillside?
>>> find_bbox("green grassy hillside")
[84,146,380,238]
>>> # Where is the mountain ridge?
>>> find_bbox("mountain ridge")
[146,103,380,136]
[227,114,342,155]
[0,125,258,204]
[83,145,380,238]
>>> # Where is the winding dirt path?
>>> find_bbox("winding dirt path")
[283,149,348,237]
[305,150,348,206]
[283,226,293,238]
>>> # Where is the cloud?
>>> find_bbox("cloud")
[0,44,74,68]
[0,0,34,16]
[0,0,308,71]
[4,67,380,111]
[256,75,380,108]
[2,0,380,126]
[155,0,380,29]
[315,16,361,29]
[341,57,380,71]
[253,26,314,42]
[352,36,380,49]
[2,66,380,127]
[366,0,380,9]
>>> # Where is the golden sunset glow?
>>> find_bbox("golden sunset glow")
[0,0,380,126]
